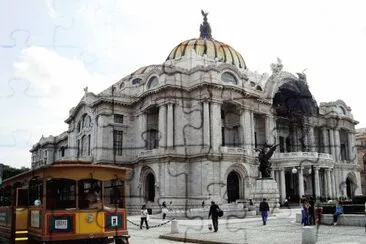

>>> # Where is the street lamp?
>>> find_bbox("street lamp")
[291,164,316,201]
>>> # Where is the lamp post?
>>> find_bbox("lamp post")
[291,164,316,201]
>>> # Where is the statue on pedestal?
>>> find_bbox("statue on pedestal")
[256,143,279,178]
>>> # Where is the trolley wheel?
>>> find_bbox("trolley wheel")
[115,236,129,244]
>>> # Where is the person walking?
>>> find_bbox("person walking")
[140,205,149,229]
[333,201,343,226]
[162,201,168,220]
[259,198,270,225]
[208,201,220,232]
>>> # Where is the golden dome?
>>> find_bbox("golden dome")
[166,10,246,70]
[166,38,247,69]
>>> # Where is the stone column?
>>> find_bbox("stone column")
[158,105,167,149]
[314,167,320,198]
[308,127,315,152]
[167,103,174,148]
[250,111,255,149]
[326,169,332,199]
[329,129,335,160]
[298,167,305,197]
[280,168,286,203]
[333,169,339,198]
[240,110,245,147]
[331,170,336,199]
[242,109,252,152]
[322,128,329,154]
[210,102,222,152]
[203,102,210,147]
[348,132,354,162]
[334,130,340,162]
[265,115,275,145]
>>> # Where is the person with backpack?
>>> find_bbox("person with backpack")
[259,198,270,225]
[208,201,221,232]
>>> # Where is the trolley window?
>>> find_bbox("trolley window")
[29,178,43,207]
[103,179,125,208]
[78,179,102,209]
[16,188,29,207]
[0,186,12,206]
[46,179,76,210]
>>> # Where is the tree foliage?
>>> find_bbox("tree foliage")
[1,164,29,180]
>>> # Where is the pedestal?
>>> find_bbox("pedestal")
[171,219,179,233]
[252,178,280,213]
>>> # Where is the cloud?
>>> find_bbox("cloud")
[13,46,114,117]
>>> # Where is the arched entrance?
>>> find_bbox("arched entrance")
[227,171,240,203]
[145,173,155,202]
[346,177,355,199]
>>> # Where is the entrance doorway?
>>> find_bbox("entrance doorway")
[145,173,155,202]
[346,177,354,199]
[227,171,240,203]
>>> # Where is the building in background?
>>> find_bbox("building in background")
[30,13,361,209]
[355,128,366,195]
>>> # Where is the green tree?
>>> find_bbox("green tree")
[1,164,29,181]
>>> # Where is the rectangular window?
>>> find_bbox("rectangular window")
[113,130,123,156]
[279,136,285,152]
[77,140,80,157]
[88,135,91,155]
[43,150,48,163]
[114,114,124,124]
[254,132,258,149]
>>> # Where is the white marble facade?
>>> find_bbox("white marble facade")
[30,15,361,208]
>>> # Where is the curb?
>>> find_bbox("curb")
[159,234,241,244]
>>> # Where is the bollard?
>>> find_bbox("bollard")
[302,226,316,244]
[171,219,179,234]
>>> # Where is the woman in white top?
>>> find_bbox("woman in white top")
[140,205,149,229]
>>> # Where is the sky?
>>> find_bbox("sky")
[1,0,366,168]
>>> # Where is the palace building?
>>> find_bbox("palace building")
[30,13,361,208]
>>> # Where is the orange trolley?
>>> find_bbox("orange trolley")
[0,161,130,244]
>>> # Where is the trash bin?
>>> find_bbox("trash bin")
[147,208,152,215]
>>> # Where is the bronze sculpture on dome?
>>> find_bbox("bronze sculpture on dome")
[200,10,212,39]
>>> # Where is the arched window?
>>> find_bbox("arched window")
[221,72,237,84]
[132,78,142,86]
[256,85,263,91]
[120,82,125,89]
[340,106,347,115]
[60,147,65,157]
[147,76,159,89]
[77,121,81,132]
[82,114,91,129]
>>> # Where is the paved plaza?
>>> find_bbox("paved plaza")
[127,208,366,244]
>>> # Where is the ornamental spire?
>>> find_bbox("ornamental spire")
[200,10,212,39]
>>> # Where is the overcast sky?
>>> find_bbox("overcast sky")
[1,0,366,168]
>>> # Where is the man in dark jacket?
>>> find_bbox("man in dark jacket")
[259,198,270,225]
[208,201,219,232]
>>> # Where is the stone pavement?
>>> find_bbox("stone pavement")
[126,208,366,244]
